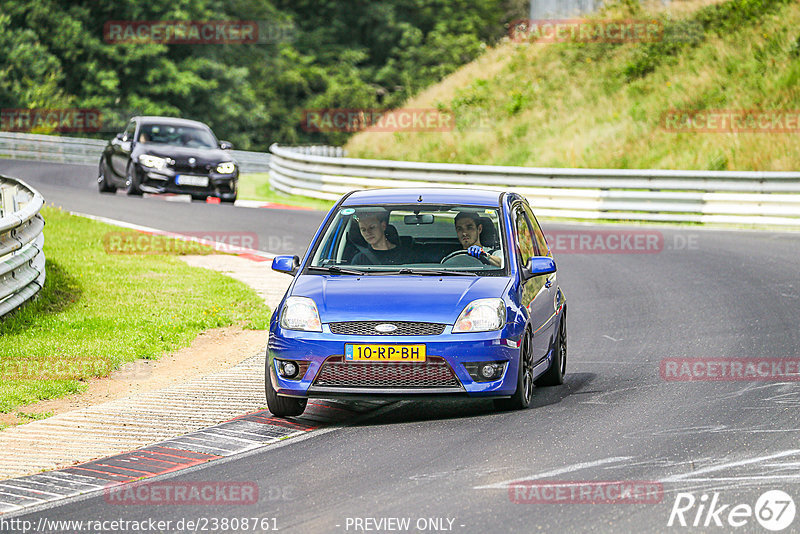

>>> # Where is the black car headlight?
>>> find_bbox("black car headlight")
[216,161,236,174]
[138,154,171,170]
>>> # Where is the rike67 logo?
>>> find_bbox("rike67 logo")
[668,490,796,531]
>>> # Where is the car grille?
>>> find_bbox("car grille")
[314,356,461,388]
[329,321,445,336]
[172,163,213,173]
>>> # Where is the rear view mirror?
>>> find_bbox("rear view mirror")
[522,256,556,280]
[272,255,300,275]
[404,214,434,225]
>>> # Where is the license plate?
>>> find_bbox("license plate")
[175,175,209,187]
[345,344,426,362]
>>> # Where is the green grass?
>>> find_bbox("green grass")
[238,173,335,211]
[16,411,54,421]
[0,206,272,413]
[345,0,800,171]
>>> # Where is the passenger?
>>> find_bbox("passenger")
[351,210,406,265]
[454,211,502,267]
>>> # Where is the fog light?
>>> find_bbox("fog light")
[480,364,497,379]
[276,359,302,379]
[464,361,508,382]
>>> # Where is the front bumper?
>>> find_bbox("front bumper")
[267,323,524,399]
[135,165,238,200]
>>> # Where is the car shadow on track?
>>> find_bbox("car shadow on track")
[349,372,597,426]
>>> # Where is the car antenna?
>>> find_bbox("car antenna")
[417,195,423,202]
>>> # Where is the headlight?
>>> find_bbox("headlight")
[138,154,169,170]
[453,298,506,333]
[216,161,236,174]
[280,296,322,332]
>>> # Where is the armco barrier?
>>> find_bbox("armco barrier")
[0,131,271,174]
[269,144,800,227]
[0,176,45,319]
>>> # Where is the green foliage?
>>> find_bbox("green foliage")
[0,207,272,412]
[0,0,522,149]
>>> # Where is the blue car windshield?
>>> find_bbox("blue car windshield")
[309,204,506,275]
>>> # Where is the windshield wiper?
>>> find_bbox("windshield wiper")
[307,265,369,275]
[388,268,478,277]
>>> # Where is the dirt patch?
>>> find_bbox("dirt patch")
[0,325,267,427]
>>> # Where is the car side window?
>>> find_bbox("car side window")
[122,121,136,141]
[522,203,550,258]
[513,204,538,265]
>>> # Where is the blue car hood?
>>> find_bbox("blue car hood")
[291,275,511,325]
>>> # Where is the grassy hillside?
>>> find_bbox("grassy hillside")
[346,0,800,171]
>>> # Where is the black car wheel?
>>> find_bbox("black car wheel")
[125,163,143,196]
[535,311,567,387]
[98,160,117,193]
[265,365,307,417]
[494,327,534,411]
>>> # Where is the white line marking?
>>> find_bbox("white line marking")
[661,449,800,483]
[473,456,632,489]
[602,335,620,341]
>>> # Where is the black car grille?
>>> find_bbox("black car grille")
[314,356,461,388]
[172,163,213,173]
[329,321,445,336]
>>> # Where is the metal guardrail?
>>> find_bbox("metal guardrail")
[269,144,800,226]
[0,131,272,174]
[0,176,46,319]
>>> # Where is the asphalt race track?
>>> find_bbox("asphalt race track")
[2,159,800,533]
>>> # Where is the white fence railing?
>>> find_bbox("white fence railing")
[0,177,45,318]
[0,132,272,174]
[269,144,800,227]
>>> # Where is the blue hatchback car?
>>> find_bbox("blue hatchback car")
[267,188,566,417]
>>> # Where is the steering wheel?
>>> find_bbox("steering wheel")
[440,250,488,265]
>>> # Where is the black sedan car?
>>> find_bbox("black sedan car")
[98,116,238,202]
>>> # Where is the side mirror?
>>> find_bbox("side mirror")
[115,133,124,141]
[522,256,556,280]
[219,141,233,150]
[272,255,300,275]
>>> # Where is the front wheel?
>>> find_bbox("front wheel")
[265,368,307,417]
[125,164,143,196]
[98,160,117,193]
[494,328,534,411]
[535,311,566,387]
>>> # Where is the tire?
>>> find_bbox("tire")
[494,327,534,411]
[265,365,307,417]
[125,163,143,196]
[535,311,566,387]
[98,160,117,193]
[221,195,237,204]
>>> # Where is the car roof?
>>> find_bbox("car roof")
[341,188,503,207]
[133,116,211,129]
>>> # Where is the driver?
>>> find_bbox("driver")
[351,209,406,265]
[454,211,502,267]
